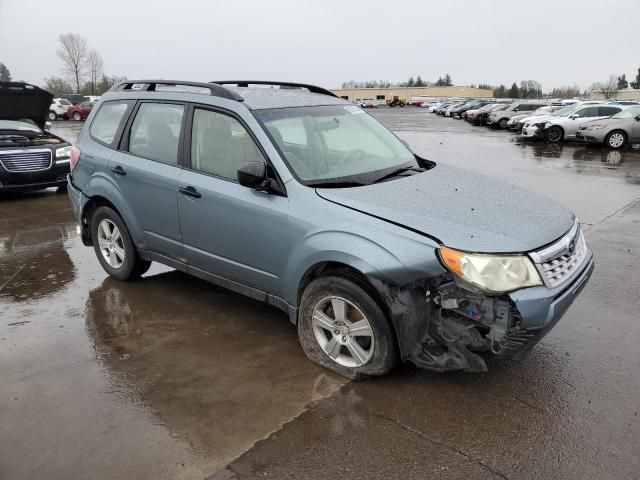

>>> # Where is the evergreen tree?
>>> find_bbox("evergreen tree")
[444,74,452,86]
[0,63,12,81]
[630,68,640,89]
[508,82,520,98]
[415,75,424,87]
[617,74,628,89]
[493,84,507,97]
[407,76,415,87]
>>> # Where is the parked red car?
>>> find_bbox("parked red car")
[67,101,94,121]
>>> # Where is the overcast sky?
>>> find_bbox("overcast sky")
[0,0,638,91]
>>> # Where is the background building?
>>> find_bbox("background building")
[331,86,494,103]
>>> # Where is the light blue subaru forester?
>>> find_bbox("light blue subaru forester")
[68,80,593,379]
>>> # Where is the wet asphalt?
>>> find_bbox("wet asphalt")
[1,111,639,479]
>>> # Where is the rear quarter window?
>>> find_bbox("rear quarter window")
[89,101,133,146]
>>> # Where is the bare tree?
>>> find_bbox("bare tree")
[87,49,104,95]
[57,33,89,93]
[591,74,619,99]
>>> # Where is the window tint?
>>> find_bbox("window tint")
[598,106,621,116]
[190,108,265,181]
[89,101,130,145]
[129,103,184,165]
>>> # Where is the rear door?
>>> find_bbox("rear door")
[631,112,640,142]
[108,101,186,261]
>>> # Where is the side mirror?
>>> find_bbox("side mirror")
[238,161,268,189]
[635,115,640,122]
[569,114,578,119]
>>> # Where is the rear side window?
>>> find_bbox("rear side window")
[129,103,185,166]
[598,106,621,116]
[89,101,131,146]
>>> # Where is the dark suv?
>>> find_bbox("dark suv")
[68,80,593,379]
[0,82,72,191]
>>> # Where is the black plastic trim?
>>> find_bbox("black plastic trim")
[112,80,244,102]
[210,80,338,98]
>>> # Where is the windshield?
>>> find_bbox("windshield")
[59,99,71,105]
[0,120,42,133]
[611,106,640,119]
[551,103,585,117]
[255,105,416,184]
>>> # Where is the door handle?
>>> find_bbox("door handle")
[111,165,126,176]
[179,186,201,198]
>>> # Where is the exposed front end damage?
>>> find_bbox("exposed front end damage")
[371,249,594,372]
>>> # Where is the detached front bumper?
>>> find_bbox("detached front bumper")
[502,252,594,359]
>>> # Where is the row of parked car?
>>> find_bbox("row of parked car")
[48,96,98,121]
[423,98,640,149]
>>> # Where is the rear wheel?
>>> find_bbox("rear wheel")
[48,111,57,121]
[605,130,627,149]
[546,126,564,143]
[298,276,398,379]
[498,118,509,129]
[72,112,82,121]
[90,206,151,281]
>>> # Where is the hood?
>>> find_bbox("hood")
[316,164,574,253]
[522,113,556,125]
[0,82,54,129]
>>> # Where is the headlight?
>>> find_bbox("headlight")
[585,125,604,131]
[56,146,73,159]
[439,247,542,293]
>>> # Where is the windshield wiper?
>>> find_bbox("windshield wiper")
[309,180,366,188]
[372,166,424,184]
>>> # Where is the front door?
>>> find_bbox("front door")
[108,101,186,261]
[177,107,290,296]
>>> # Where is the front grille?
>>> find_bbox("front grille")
[0,149,52,172]
[530,222,588,289]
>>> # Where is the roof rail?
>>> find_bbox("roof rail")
[210,80,338,98]
[111,80,243,101]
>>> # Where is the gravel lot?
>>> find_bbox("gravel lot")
[1,111,639,479]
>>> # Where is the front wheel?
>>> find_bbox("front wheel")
[546,126,564,143]
[72,112,82,121]
[298,276,398,379]
[90,206,151,281]
[498,118,509,129]
[48,111,57,121]
[605,130,627,149]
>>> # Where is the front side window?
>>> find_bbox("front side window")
[611,106,640,119]
[90,101,131,145]
[129,103,184,165]
[190,108,265,181]
[256,105,416,184]
[575,107,599,118]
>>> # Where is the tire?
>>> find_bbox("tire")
[546,126,564,143]
[90,206,151,281]
[605,130,627,149]
[48,111,57,121]
[298,276,398,379]
[498,118,509,129]
[72,112,82,121]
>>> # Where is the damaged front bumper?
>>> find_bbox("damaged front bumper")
[407,250,594,372]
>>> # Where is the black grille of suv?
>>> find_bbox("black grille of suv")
[0,150,52,172]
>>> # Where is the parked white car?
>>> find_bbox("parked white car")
[48,98,72,120]
[543,105,626,142]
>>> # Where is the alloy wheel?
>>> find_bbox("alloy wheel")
[97,219,125,269]
[311,296,374,368]
[608,132,625,148]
